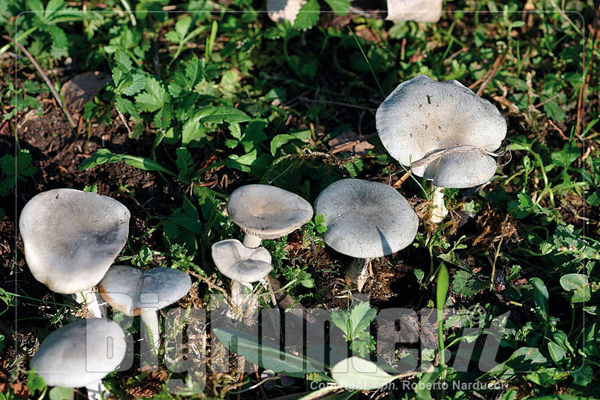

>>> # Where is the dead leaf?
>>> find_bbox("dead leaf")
[61,71,112,114]
[328,130,374,156]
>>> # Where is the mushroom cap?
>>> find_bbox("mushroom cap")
[376,75,506,184]
[211,239,272,283]
[423,149,499,188]
[30,318,126,388]
[315,179,418,259]
[227,184,313,240]
[19,189,130,294]
[98,265,192,316]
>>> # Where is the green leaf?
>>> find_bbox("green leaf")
[560,274,591,303]
[452,270,488,297]
[331,310,350,337]
[270,130,311,156]
[175,16,193,41]
[530,277,549,318]
[40,24,69,58]
[49,387,73,400]
[571,364,593,386]
[196,106,251,124]
[349,302,377,339]
[551,141,580,169]
[175,147,194,184]
[294,0,320,30]
[213,327,326,378]
[331,357,396,391]
[323,0,350,15]
[225,150,257,172]
[181,113,207,146]
[547,341,566,364]
[78,149,176,176]
[135,77,169,112]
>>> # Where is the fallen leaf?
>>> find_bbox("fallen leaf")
[61,71,112,114]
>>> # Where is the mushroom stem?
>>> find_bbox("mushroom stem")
[73,288,105,318]
[243,235,262,248]
[85,380,109,400]
[431,186,448,224]
[140,310,160,366]
[229,281,256,322]
[345,258,371,292]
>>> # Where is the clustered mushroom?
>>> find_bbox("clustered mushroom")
[214,184,313,323]
[20,188,191,396]
[21,74,507,394]
[376,75,507,223]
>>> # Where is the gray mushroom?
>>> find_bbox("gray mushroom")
[19,188,130,316]
[227,184,313,248]
[376,75,507,222]
[315,179,418,291]
[30,318,126,397]
[211,239,272,322]
[98,265,191,354]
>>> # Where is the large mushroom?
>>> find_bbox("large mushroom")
[211,239,273,323]
[315,179,418,291]
[226,184,313,248]
[19,188,130,316]
[30,318,127,399]
[98,265,191,357]
[376,75,507,223]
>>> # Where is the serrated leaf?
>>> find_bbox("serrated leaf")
[331,310,350,337]
[452,270,488,297]
[153,105,173,131]
[175,147,193,184]
[349,302,376,339]
[121,73,146,96]
[115,96,140,119]
[79,149,176,176]
[114,50,133,70]
[135,77,169,112]
[41,24,69,58]
[323,0,350,15]
[331,357,396,391]
[294,0,320,30]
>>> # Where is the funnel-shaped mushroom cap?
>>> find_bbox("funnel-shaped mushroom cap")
[19,189,130,294]
[98,265,191,316]
[211,239,272,283]
[227,184,313,240]
[423,148,499,188]
[315,179,418,259]
[376,75,506,186]
[30,318,126,388]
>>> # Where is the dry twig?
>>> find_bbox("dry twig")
[3,35,76,129]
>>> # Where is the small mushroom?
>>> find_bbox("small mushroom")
[227,184,313,248]
[315,179,418,291]
[98,265,191,355]
[30,318,126,398]
[376,75,507,222]
[211,239,273,323]
[19,188,130,316]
